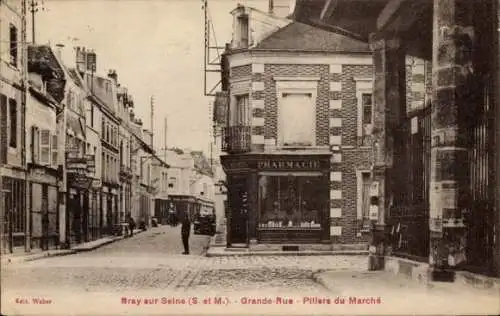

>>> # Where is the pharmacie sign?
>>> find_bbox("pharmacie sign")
[257,159,321,170]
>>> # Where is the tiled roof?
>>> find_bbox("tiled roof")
[254,22,370,52]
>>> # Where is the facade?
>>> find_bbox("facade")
[0,0,28,253]
[219,3,377,248]
[129,119,154,226]
[164,149,215,222]
[85,69,121,235]
[114,72,134,226]
[291,0,500,277]
[25,45,64,251]
[64,58,92,246]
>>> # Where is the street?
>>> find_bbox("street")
[2,225,498,315]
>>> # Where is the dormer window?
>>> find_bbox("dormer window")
[238,14,249,48]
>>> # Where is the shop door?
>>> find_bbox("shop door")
[41,185,49,250]
[231,179,248,244]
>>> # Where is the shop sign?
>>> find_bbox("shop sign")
[228,161,249,170]
[69,175,92,190]
[86,155,96,172]
[258,159,321,170]
[66,146,81,159]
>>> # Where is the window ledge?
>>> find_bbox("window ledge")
[273,76,321,82]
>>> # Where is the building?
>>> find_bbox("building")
[218,1,378,248]
[25,45,65,251]
[290,0,500,278]
[152,154,169,224]
[128,117,155,226]
[83,61,121,235]
[0,0,28,253]
[165,149,215,222]
[113,72,134,226]
[64,53,92,246]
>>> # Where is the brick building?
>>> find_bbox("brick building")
[218,2,380,249]
[291,0,500,278]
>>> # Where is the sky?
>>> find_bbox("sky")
[34,0,268,156]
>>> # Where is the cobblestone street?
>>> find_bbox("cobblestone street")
[2,226,498,315]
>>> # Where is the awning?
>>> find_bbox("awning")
[66,114,85,140]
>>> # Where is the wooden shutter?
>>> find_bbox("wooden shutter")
[31,126,40,164]
[39,129,51,165]
[0,94,7,163]
[51,133,58,168]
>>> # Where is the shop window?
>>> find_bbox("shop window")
[258,175,322,228]
[279,93,315,146]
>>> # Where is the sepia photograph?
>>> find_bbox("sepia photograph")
[0,0,499,315]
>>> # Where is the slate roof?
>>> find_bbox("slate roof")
[254,21,370,52]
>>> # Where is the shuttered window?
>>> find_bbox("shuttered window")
[31,126,40,164]
[9,98,17,148]
[40,130,51,165]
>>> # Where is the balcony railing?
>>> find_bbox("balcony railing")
[221,125,251,154]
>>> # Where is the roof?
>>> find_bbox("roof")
[87,74,116,114]
[190,151,213,177]
[27,45,66,103]
[254,21,370,52]
[67,68,87,90]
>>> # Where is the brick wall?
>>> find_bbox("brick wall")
[227,57,428,245]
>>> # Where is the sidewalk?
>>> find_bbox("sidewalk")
[1,229,145,265]
[313,270,500,315]
[206,222,368,257]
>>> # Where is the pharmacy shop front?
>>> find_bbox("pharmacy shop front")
[221,153,331,246]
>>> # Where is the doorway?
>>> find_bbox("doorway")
[230,177,248,244]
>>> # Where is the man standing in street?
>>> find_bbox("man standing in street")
[181,210,191,255]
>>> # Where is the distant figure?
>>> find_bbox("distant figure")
[180,210,191,255]
[168,203,178,226]
[127,215,136,237]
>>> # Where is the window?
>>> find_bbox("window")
[234,95,249,126]
[9,24,18,66]
[238,15,249,48]
[9,98,17,148]
[258,175,323,228]
[101,152,105,179]
[360,93,373,146]
[101,118,105,137]
[1,94,8,163]
[168,177,176,189]
[279,93,315,146]
[39,130,51,165]
[51,134,58,167]
[362,93,373,124]
[90,105,94,127]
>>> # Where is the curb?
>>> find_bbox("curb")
[205,250,369,257]
[1,229,146,265]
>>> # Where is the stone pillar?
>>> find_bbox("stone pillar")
[369,36,406,270]
[494,0,500,277]
[248,172,258,245]
[429,0,475,281]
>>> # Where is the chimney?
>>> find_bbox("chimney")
[55,44,64,60]
[108,69,118,84]
[86,49,97,72]
[75,46,86,73]
[268,0,291,19]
